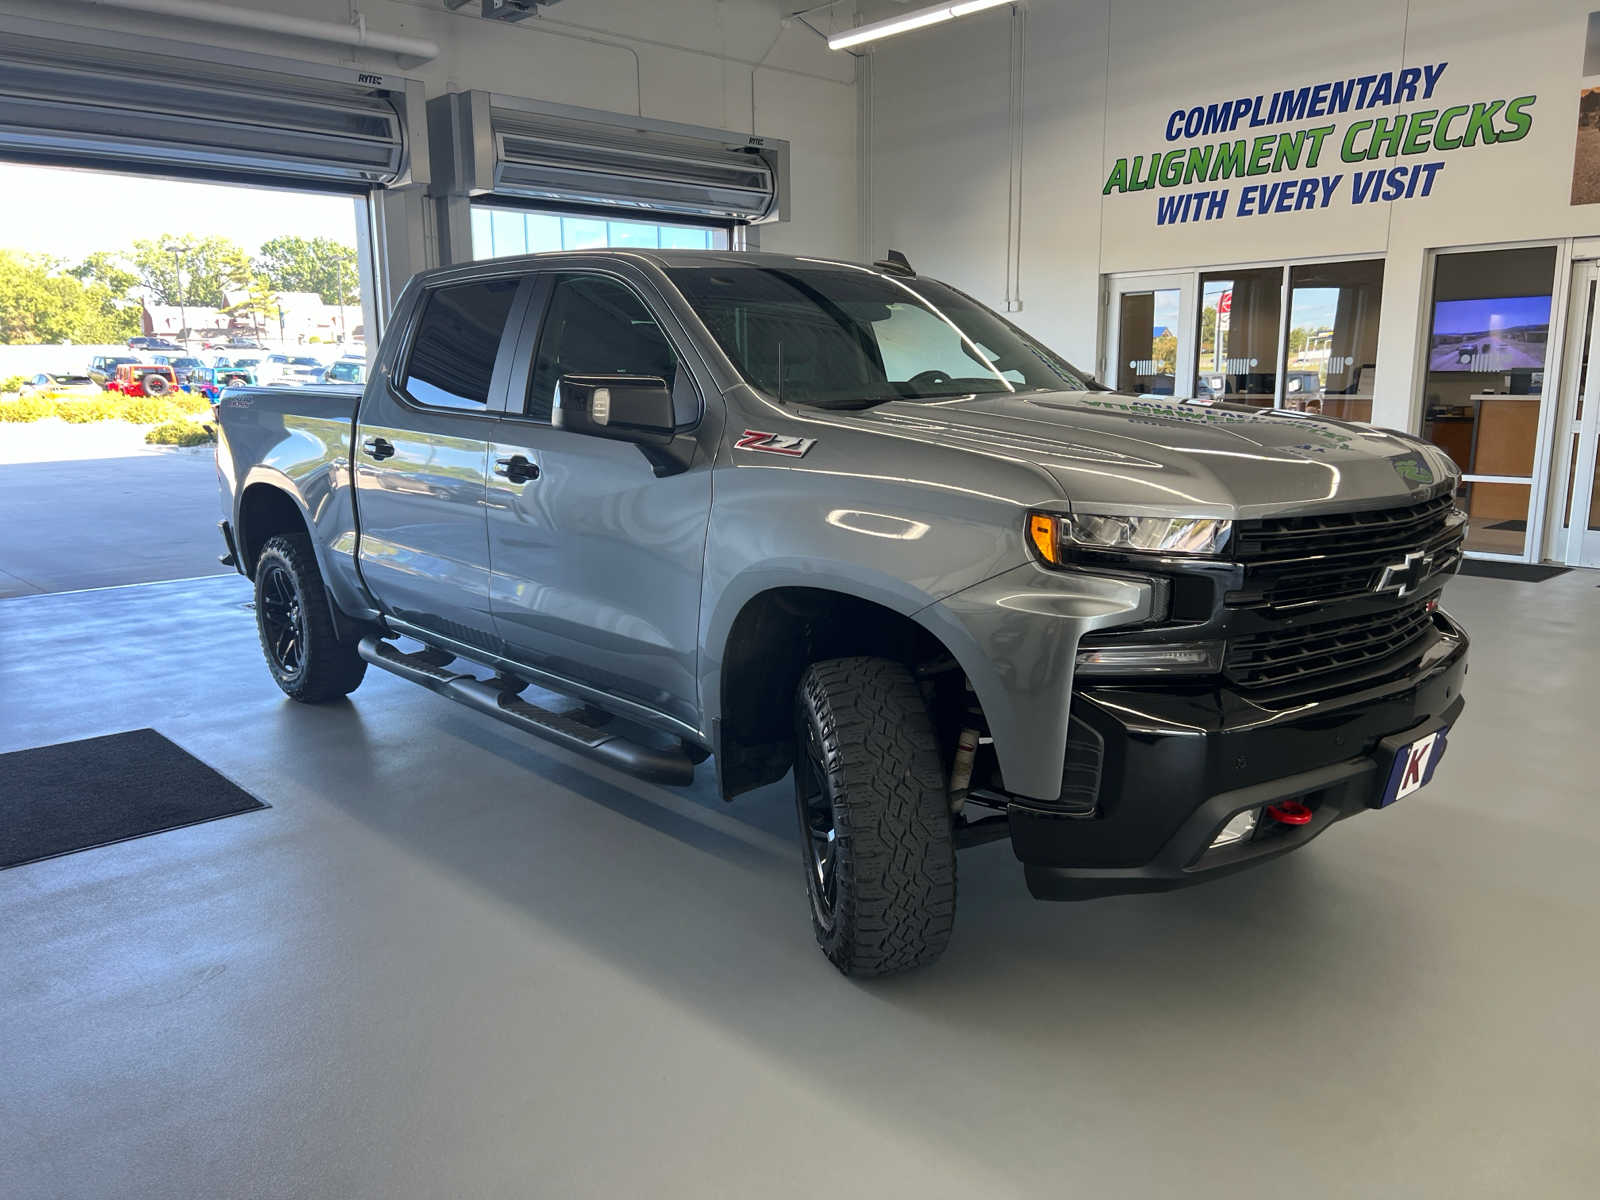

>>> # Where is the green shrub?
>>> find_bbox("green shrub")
[55,397,123,423]
[0,375,29,395]
[0,395,59,421]
[117,396,182,424]
[145,419,215,447]
[167,392,214,415]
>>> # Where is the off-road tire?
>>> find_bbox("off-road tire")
[143,373,170,396]
[253,533,366,703]
[793,657,956,976]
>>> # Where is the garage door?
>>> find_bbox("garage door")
[0,25,424,192]
[431,91,787,223]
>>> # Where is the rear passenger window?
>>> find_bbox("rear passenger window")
[400,278,521,411]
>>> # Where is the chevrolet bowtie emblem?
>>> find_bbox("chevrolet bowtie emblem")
[1374,549,1434,597]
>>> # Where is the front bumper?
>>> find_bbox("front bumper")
[1013,612,1468,900]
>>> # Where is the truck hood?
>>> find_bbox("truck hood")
[839,390,1457,519]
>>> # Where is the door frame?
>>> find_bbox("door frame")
[1548,258,1600,566]
[1102,272,1197,397]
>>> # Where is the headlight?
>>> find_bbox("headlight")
[1027,511,1232,562]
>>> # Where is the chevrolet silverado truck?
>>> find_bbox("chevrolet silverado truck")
[215,250,1469,976]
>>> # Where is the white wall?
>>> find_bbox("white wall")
[864,0,1600,430]
[0,0,860,259]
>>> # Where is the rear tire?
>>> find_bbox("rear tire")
[793,657,957,976]
[253,533,366,703]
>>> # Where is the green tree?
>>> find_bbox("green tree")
[255,236,359,304]
[1199,304,1218,358]
[68,250,138,298]
[0,250,140,344]
[131,234,252,307]
[222,276,281,341]
[1152,330,1178,375]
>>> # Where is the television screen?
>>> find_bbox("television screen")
[1428,295,1551,373]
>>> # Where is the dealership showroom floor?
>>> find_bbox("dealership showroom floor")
[1,569,1596,1198]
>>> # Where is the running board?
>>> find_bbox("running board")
[357,636,695,786]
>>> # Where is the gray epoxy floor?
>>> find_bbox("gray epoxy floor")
[0,453,228,597]
[1,571,1597,1199]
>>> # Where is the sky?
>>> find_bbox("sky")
[0,163,359,263]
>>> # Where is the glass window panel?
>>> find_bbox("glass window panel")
[1282,260,1382,422]
[522,213,563,253]
[1196,267,1280,406]
[560,216,608,249]
[1420,246,1556,477]
[1458,480,1531,556]
[400,279,521,411]
[1116,288,1179,394]
[606,220,661,248]
[659,225,716,249]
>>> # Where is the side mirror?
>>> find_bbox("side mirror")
[554,373,692,475]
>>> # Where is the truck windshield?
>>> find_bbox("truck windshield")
[668,264,1101,409]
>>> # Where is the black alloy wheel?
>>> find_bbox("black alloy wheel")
[257,560,305,679]
[794,705,840,932]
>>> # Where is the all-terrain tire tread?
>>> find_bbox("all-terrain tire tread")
[255,533,366,704]
[798,656,956,976]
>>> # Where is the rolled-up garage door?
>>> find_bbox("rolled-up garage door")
[431,91,787,224]
[0,24,423,191]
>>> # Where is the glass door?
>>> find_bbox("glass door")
[1553,261,1600,566]
[1105,274,1195,396]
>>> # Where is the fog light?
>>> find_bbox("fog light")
[1209,808,1258,849]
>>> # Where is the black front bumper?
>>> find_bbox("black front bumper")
[1013,614,1468,900]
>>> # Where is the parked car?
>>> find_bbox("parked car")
[203,336,266,351]
[128,336,185,352]
[22,371,94,390]
[217,249,1469,977]
[107,363,178,397]
[150,354,206,386]
[321,357,368,386]
[186,364,256,400]
[88,355,139,388]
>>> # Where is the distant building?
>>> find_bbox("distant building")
[220,289,363,344]
[140,302,226,339]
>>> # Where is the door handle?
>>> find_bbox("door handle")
[362,436,395,461]
[494,454,540,484]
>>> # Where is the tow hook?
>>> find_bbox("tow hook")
[1264,800,1314,826]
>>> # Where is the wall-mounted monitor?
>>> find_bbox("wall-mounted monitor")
[1427,295,1551,373]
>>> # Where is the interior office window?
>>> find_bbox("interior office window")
[1281,260,1383,423]
[399,278,521,411]
[1419,245,1558,556]
[526,274,689,425]
[471,206,728,259]
[1116,288,1180,394]
[1195,267,1280,405]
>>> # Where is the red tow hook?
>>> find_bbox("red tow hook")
[1265,800,1314,826]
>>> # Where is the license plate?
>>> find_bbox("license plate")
[1378,725,1449,807]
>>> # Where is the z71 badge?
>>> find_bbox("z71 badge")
[735,429,816,457]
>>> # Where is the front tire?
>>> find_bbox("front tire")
[253,533,366,703]
[793,657,957,976]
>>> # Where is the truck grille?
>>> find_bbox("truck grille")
[1225,600,1436,693]
[1228,494,1463,610]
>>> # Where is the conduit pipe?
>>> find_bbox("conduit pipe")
[81,0,440,63]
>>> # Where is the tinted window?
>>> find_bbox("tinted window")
[667,265,1096,410]
[401,279,520,411]
[526,274,689,424]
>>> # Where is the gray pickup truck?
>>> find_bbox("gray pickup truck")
[216,249,1469,976]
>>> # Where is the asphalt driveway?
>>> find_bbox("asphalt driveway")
[0,450,229,597]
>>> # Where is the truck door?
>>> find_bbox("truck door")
[354,275,528,654]
[485,270,714,728]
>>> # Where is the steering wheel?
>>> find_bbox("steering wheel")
[906,369,953,389]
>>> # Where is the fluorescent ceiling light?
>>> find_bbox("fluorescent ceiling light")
[827,0,1013,51]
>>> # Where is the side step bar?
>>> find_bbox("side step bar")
[357,636,695,786]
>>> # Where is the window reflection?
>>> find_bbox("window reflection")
[1116,288,1179,395]
[1282,260,1383,423]
[1196,267,1280,406]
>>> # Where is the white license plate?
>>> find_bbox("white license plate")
[1379,726,1449,807]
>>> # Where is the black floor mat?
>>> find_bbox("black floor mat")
[1457,560,1571,582]
[0,729,266,870]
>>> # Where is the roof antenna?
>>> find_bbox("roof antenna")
[873,249,915,277]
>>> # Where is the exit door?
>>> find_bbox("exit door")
[1552,261,1600,566]
[1104,274,1196,397]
